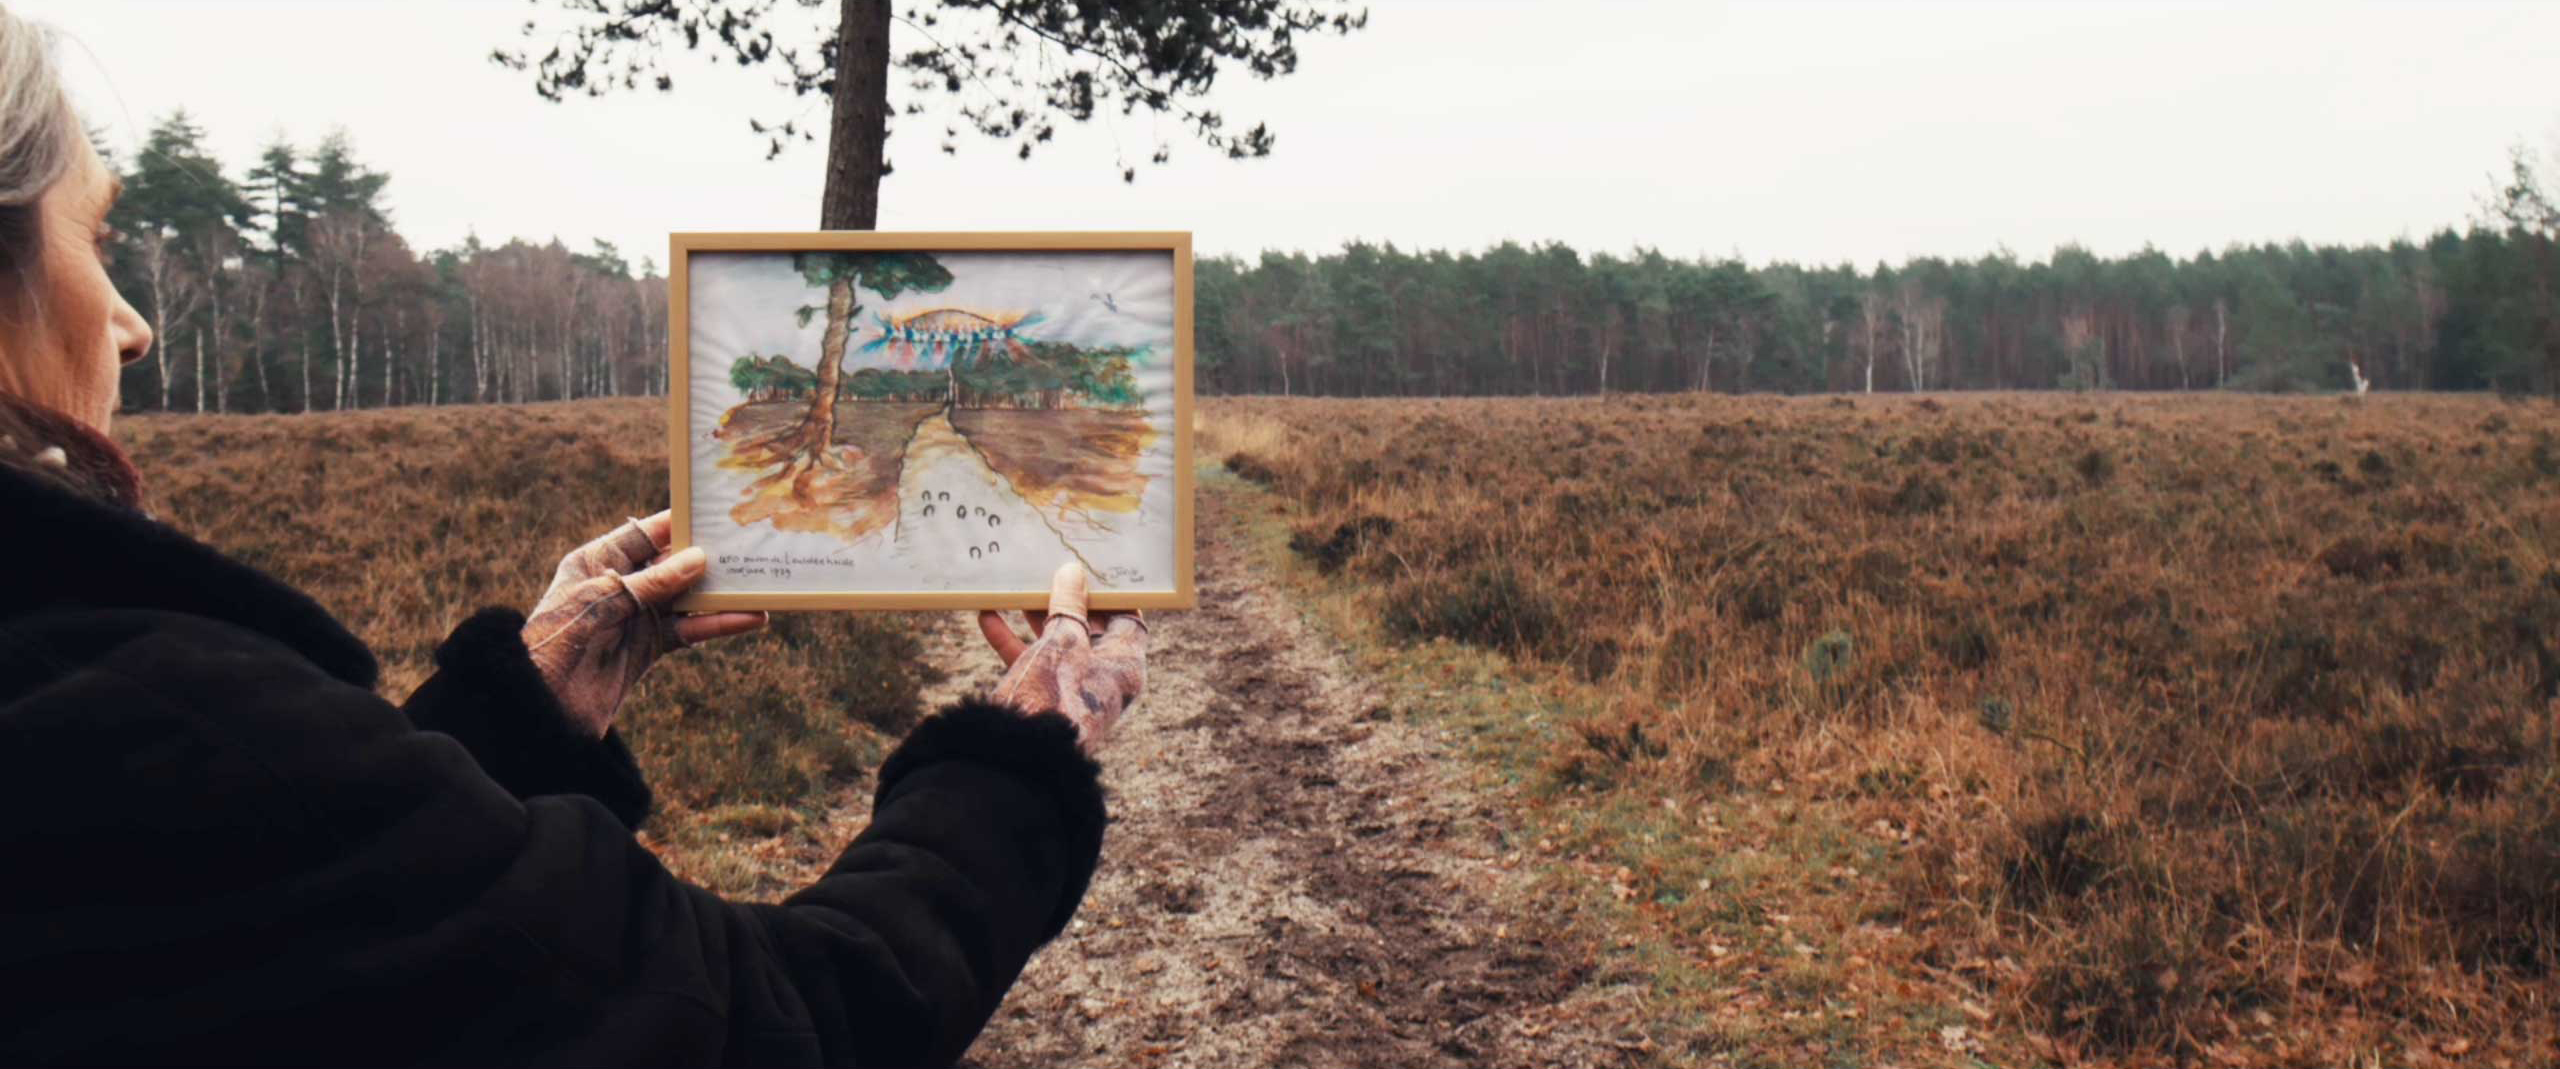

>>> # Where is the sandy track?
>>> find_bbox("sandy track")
[885,485,1640,1069]
[892,410,1075,581]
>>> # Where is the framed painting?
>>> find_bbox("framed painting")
[667,231,1195,611]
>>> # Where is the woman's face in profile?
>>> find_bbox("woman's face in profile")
[9,137,150,432]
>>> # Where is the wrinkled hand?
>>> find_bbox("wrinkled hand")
[977,563,1148,755]
[523,511,767,738]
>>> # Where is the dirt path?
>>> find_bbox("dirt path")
[853,483,1641,1068]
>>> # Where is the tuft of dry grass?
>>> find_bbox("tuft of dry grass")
[1213,391,2560,1066]
[119,399,939,893]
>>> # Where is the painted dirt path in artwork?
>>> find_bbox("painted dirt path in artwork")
[714,399,1161,592]
[889,409,1090,582]
[919,484,1648,1068]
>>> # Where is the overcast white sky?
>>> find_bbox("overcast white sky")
[32,0,2560,272]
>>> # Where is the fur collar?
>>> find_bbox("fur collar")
[0,457,378,688]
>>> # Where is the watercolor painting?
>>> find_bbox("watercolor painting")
[680,240,1187,604]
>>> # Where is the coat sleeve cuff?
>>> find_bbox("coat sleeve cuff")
[874,699,1106,942]
[401,606,654,829]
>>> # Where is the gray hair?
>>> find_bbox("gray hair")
[0,2,74,287]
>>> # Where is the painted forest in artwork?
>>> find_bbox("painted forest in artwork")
[709,250,1161,561]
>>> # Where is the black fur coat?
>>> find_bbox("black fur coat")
[0,460,1103,1067]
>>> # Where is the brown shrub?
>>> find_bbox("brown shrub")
[2316,535,2405,579]
[1379,563,1561,660]
[1223,449,1283,486]
[1652,617,1718,698]
[2442,792,2560,971]
[2027,908,2240,1058]
[1929,614,1999,671]
[1874,471,1951,515]
[2003,811,2120,908]
[1287,514,1394,576]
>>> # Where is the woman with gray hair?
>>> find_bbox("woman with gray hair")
[0,8,1147,1066]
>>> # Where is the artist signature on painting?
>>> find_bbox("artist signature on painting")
[717,552,857,580]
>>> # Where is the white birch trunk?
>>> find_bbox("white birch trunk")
[2214,299,2228,386]
[326,273,345,410]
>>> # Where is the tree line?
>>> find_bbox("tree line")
[102,111,668,415]
[100,107,2560,413]
[728,341,1142,409]
[1196,150,2560,397]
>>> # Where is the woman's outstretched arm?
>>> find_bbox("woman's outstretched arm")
[0,603,1107,1067]
[400,511,763,828]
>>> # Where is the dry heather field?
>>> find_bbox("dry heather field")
[116,392,2560,1066]
[1216,391,2560,1065]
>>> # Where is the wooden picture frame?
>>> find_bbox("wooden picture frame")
[668,231,1195,612]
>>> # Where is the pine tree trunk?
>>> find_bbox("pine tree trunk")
[818,0,890,231]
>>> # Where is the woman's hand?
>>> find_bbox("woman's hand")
[523,511,767,738]
[977,563,1148,755]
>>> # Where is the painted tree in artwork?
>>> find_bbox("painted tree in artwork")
[775,250,953,469]
[718,250,952,537]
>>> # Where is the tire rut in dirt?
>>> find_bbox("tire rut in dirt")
[964,488,1621,1068]
[1189,633,1604,1068]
